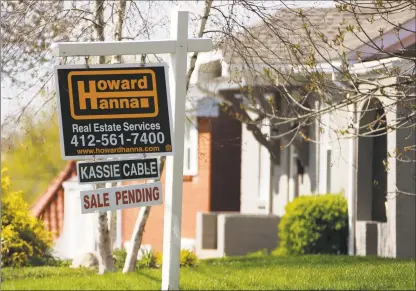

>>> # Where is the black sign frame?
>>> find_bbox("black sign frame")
[55,63,174,160]
[77,158,160,184]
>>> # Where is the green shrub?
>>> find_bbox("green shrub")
[246,248,270,258]
[112,247,200,270]
[2,114,66,204]
[113,248,127,270]
[135,248,199,269]
[55,259,72,267]
[274,193,348,256]
[179,249,199,268]
[1,168,55,267]
[138,249,162,269]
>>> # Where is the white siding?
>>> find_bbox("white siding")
[240,115,272,214]
[53,177,95,259]
[240,121,261,213]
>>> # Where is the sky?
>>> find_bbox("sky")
[0,1,334,129]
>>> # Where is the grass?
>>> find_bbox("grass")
[1,255,415,290]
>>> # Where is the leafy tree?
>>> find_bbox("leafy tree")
[1,112,65,204]
[3,0,169,274]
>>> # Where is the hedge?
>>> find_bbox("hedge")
[274,193,348,255]
[1,168,55,267]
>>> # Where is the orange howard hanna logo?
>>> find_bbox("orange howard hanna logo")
[68,70,158,120]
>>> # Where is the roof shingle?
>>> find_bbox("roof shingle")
[222,4,415,66]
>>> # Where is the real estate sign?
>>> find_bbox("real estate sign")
[80,181,162,214]
[55,64,174,160]
[77,157,160,184]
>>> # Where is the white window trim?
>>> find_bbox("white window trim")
[258,117,271,204]
[183,116,198,176]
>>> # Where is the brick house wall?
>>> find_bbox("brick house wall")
[121,118,213,251]
[122,112,242,251]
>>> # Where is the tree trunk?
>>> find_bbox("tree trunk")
[186,0,213,91]
[96,182,115,274]
[97,213,115,274]
[108,0,127,252]
[122,205,152,272]
[94,0,106,63]
[122,157,166,273]
[108,208,117,250]
[113,0,127,64]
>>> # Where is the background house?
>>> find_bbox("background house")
[194,7,415,259]
[31,6,415,261]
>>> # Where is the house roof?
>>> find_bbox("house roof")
[221,5,415,66]
[186,59,224,117]
[186,84,221,118]
[29,160,76,239]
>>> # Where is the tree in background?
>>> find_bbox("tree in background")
[197,0,415,194]
[3,1,414,189]
[2,0,168,274]
[1,112,65,204]
[1,0,168,128]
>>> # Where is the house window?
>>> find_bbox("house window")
[183,116,198,176]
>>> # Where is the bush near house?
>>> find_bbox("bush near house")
[138,250,163,269]
[274,193,348,255]
[112,248,199,270]
[1,169,55,267]
[179,249,199,267]
[113,248,128,270]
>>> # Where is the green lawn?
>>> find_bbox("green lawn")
[1,255,415,290]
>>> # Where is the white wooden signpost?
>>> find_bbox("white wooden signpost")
[52,10,212,290]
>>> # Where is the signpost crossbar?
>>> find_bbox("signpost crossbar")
[52,38,212,57]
